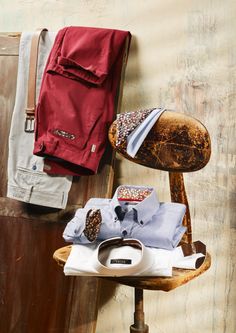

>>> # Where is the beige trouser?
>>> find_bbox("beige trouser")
[7,32,72,209]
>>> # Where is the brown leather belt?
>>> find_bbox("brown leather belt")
[25,28,48,133]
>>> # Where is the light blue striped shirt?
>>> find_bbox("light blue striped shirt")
[63,185,187,249]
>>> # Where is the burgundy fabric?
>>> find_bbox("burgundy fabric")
[33,26,131,175]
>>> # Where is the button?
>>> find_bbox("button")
[114,217,118,222]
[122,230,127,236]
[140,220,144,225]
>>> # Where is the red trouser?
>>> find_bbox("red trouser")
[33,26,130,175]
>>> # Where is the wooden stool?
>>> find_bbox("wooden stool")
[53,111,211,332]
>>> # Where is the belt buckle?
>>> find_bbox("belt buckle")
[24,116,34,133]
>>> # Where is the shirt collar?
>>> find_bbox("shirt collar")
[93,237,154,276]
[110,185,160,224]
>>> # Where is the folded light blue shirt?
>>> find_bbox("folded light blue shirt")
[63,185,187,250]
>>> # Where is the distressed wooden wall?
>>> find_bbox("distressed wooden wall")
[0,0,235,333]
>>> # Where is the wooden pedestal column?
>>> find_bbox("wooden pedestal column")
[130,288,149,333]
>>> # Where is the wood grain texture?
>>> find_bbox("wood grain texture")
[169,172,192,243]
[0,216,71,333]
[0,54,18,198]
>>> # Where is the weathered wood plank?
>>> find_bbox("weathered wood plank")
[0,216,70,333]
[0,55,18,197]
[0,33,20,55]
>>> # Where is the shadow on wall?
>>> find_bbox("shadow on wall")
[121,35,151,112]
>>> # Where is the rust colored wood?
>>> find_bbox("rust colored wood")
[169,172,192,244]
[53,245,211,291]
[0,32,127,333]
[108,110,211,173]
[0,216,71,333]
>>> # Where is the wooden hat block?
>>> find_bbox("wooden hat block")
[108,110,211,173]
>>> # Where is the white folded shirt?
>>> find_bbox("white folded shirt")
[64,237,205,277]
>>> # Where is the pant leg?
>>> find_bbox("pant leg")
[7,32,72,209]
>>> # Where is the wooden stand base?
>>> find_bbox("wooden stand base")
[130,325,149,333]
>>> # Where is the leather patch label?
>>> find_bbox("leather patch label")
[53,129,75,140]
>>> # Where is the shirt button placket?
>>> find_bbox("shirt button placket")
[121,214,130,238]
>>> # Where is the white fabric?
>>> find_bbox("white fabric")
[7,32,72,209]
[64,237,205,277]
[126,107,166,157]
[170,246,205,269]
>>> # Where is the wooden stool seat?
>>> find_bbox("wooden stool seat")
[53,245,211,291]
